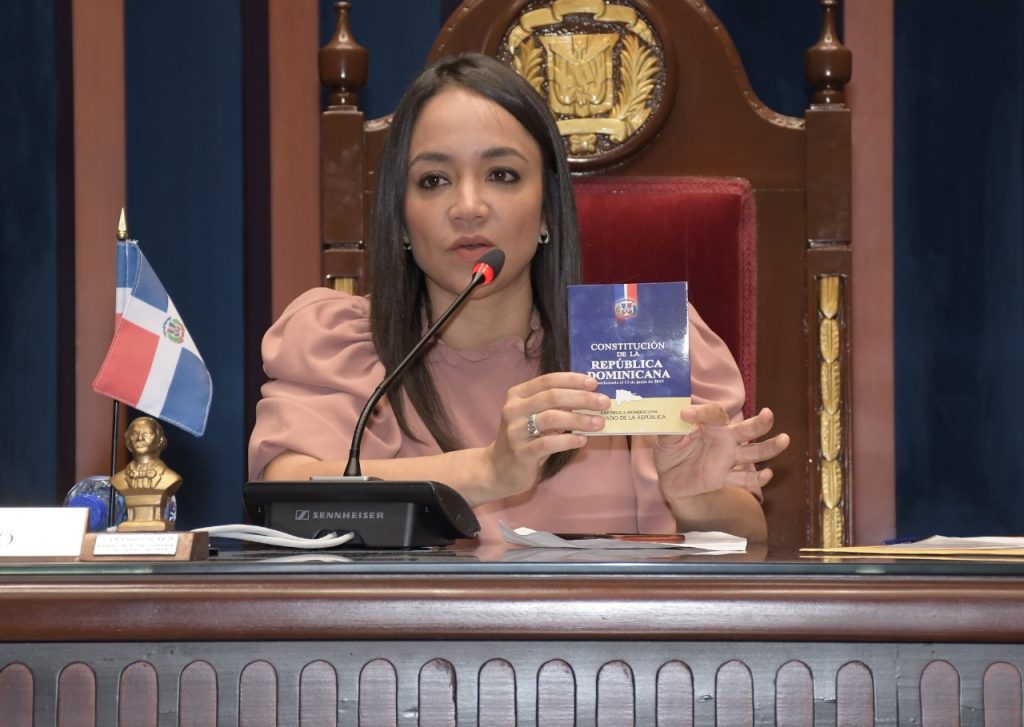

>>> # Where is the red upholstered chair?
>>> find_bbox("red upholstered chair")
[317,0,852,553]
[574,176,757,417]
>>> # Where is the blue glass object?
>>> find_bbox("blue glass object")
[64,475,176,532]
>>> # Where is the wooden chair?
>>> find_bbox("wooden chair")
[317,0,852,553]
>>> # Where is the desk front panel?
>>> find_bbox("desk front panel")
[1,563,1024,724]
[3,640,1024,725]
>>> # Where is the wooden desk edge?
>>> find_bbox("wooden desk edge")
[0,574,1021,643]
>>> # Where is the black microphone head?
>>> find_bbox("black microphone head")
[473,248,505,285]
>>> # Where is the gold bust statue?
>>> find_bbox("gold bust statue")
[111,416,182,532]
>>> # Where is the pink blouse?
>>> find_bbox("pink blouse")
[248,290,745,545]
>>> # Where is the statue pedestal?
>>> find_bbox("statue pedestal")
[116,489,175,532]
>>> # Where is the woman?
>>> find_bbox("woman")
[248,53,789,543]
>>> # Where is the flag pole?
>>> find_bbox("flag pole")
[108,400,121,529]
[107,208,128,529]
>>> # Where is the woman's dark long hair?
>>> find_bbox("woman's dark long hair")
[368,52,581,480]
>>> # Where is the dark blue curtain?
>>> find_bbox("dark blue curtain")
[709,0,818,119]
[123,1,246,528]
[0,3,59,505]
[894,1,1024,536]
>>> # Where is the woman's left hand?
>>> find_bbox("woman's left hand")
[653,405,790,501]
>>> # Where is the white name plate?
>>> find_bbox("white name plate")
[92,532,180,556]
[0,508,88,558]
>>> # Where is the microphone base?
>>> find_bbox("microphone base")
[243,479,480,549]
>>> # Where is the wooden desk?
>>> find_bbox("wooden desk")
[1,548,1023,725]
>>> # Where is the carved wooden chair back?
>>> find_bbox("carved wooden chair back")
[317,0,853,552]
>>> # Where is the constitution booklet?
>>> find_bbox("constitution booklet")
[568,282,691,435]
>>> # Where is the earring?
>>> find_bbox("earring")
[538,231,550,245]
[401,234,411,251]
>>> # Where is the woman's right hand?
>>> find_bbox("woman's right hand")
[481,372,610,501]
[262,373,610,508]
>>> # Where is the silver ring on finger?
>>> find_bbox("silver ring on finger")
[526,413,541,437]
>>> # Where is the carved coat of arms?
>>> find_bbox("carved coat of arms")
[502,0,665,159]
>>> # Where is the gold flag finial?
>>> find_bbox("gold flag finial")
[117,208,127,241]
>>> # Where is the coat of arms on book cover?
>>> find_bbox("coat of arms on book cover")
[499,0,670,168]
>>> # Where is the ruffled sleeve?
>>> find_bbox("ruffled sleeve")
[630,302,748,530]
[687,302,745,422]
[247,290,411,479]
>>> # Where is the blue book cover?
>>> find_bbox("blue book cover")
[568,282,691,435]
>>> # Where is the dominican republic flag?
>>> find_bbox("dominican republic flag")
[92,240,212,436]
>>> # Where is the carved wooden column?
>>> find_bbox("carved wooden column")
[805,0,853,547]
[319,1,370,295]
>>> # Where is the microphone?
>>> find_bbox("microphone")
[343,247,505,477]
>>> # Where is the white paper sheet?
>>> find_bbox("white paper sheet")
[500,522,746,552]
[803,534,1024,558]
[888,535,1024,550]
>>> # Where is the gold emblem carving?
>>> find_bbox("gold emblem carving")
[503,0,664,158]
[818,276,846,548]
[541,33,617,118]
